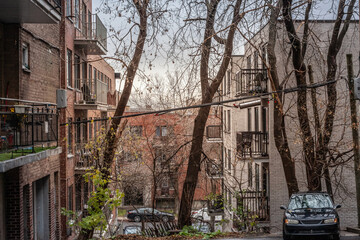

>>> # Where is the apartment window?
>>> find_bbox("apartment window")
[81,2,87,34]
[83,118,88,143]
[82,61,87,86]
[262,107,267,132]
[227,71,231,94]
[247,108,251,131]
[156,126,171,137]
[235,72,241,93]
[223,110,227,132]
[228,149,231,170]
[206,125,221,139]
[89,118,93,140]
[67,49,72,88]
[227,110,231,132]
[248,162,253,187]
[254,51,259,69]
[74,55,80,89]
[33,176,50,239]
[75,178,82,211]
[130,126,143,137]
[223,147,227,170]
[88,10,92,38]
[75,0,80,28]
[88,65,92,90]
[223,76,226,95]
[22,43,30,70]
[255,163,260,191]
[66,0,72,17]
[67,118,72,154]
[255,107,259,132]
[262,46,267,69]
[75,117,81,143]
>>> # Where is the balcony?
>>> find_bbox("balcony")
[74,14,107,55]
[235,69,268,95]
[0,0,61,23]
[236,132,268,159]
[206,161,223,178]
[74,79,109,110]
[75,144,93,171]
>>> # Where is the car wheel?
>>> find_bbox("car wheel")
[332,234,340,240]
[134,215,141,222]
[162,216,169,222]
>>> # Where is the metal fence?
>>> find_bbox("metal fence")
[235,69,268,95]
[75,14,107,51]
[0,98,58,153]
[236,191,269,221]
[236,131,268,158]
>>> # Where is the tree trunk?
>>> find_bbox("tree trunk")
[267,0,299,196]
[346,54,360,228]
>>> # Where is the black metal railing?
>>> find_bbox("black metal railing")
[236,191,269,221]
[76,79,108,105]
[75,14,107,51]
[0,98,58,153]
[236,132,268,158]
[206,125,222,139]
[235,69,267,95]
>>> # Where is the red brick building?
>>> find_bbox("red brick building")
[119,106,222,212]
[0,0,117,239]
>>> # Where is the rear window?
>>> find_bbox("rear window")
[288,194,333,210]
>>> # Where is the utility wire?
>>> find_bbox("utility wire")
[60,79,337,126]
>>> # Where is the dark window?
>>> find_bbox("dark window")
[254,51,259,69]
[262,107,267,133]
[248,162,253,187]
[83,118,88,143]
[74,55,80,89]
[227,71,231,94]
[156,126,170,137]
[223,147,227,170]
[75,117,81,143]
[247,108,252,131]
[75,0,80,28]
[227,110,231,132]
[223,110,227,132]
[206,125,221,138]
[67,50,72,88]
[223,75,226,95]
[255,107,259,132]
[23,185,30,240]
[66,0,72,17]
[82,61,87,87]
[228,149,231,170]
[89,118,93,140]
[235,72,241,93]
[68,118,72,154]
[255,164,260,191]
[22,43,29,70]
[75,178,82,211]
[33,177,50,239]
[81,2,87,34]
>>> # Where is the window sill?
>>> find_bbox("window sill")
[22,66,31,73]
[67,86,74,91]
[67,154,74,159]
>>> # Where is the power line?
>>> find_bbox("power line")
[60,79,337,126]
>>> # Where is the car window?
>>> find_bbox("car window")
[288,194,333,210]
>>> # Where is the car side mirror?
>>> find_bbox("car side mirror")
[334,204,341,209]
[280,205,287,210]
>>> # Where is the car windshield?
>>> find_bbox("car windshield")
[288,194,333,210]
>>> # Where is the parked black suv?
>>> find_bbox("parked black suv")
[281,192,341,240]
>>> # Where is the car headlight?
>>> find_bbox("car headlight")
[285,219,299,224]
[324,218,338,224]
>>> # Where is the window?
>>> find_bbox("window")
[227,71,231,94]
[67,49,72,88]
[33,177,50,239]
[75,0,80,28]
[228,149,231,170]
[75,117,81,143]
[75,178,82,211]
[254,51,259,69]
[255,107,259,132]
[130,126,143,137]
[262,107,267,132]
[255,163,260,191]
[247,108,252,131]
[223,110,227,132]
[206,125,221,139]
[88,65,92,89]
[248,162,253,187]
[82,61,87,86]
[156,126,171,137]
[227,110,231,132]
[82,118,88,143]
[223,76,226,95]
[89,118,93,140]
[74,55,80,89]
[66,0,72,17]
[235,72,241,93]
[81,2,87,34]
[223,147,227,170]
[22,43,29,70]
[67,118,72,154]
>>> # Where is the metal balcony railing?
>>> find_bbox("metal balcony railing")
[235,69,268,95]
[75,14,107,51]
[236,191,269,222]
[76,79,108,105]
[0,98,58,153]
[236,131,268,158]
